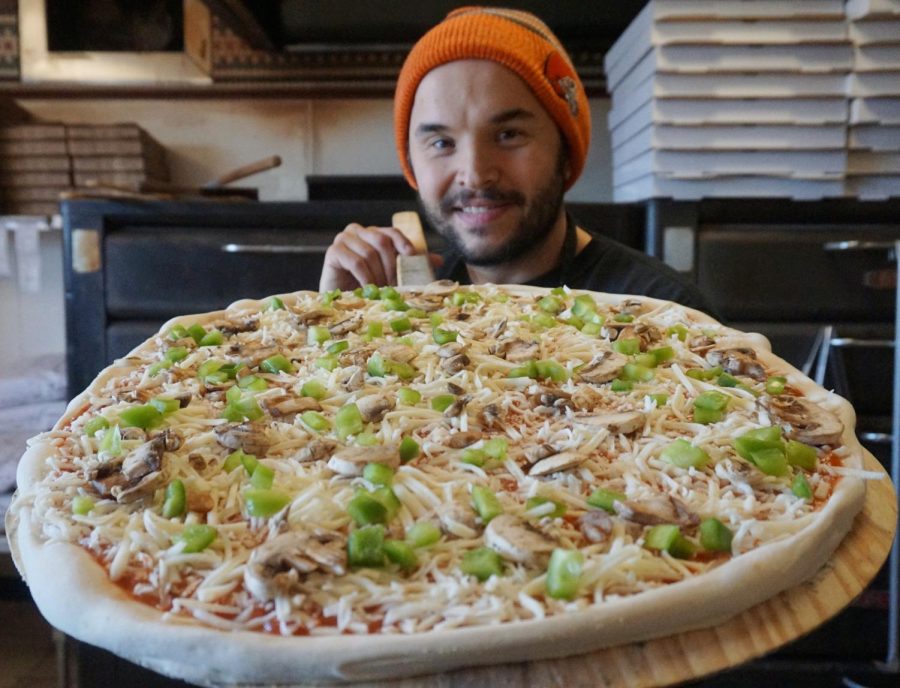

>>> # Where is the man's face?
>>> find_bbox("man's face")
[408,60,570,266]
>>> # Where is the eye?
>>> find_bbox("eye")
[428,137,455,153]
[497,128,525,143]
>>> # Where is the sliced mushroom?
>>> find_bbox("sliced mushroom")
[619,298,646,316]
[339,346,374,368]
[219,318,259,335]
[613,495,699,527]
[405,296,443,312]
[529,451,586,477]
[447,382,466,395]
[439,502,479,538]
[490,339,539,363]
[422,279,459,296]
[244,530,346,602]
[688,335,716,354]
[579,510,614,544]
[436,342,467,359]
[443,394,471,418]
[294,438,337,464]
[578,351,628,384]
[440,353,470,375]
[264,395,322,420]
[91,435,166,503]
[232,345,280,368]
[357,393,396,423]
[294,309,331,326]
[446,430,482,449]
[341,367,365,392]
[522,443,557,465]
[706,348,766,381]
[765,395,843,446]
[615,324,661,351]
[528,387,573,415]
[484,514,556,565]
[329,315,361,337]
[378,343,418,364]
[480,404,501,428]
[575,411,645,435]
[327,444,399,477]
[486,318,507,339]
[214,422,270,457]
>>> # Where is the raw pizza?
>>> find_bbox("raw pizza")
[8,283,868,685]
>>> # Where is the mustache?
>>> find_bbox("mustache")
[439,189,525,214]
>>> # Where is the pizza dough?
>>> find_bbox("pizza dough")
[6,284,867,686]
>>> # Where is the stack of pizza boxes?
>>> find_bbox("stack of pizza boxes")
[0,123,72,216]
[67,123,169,191]
[846,0,900,199]
[605,0,852,201]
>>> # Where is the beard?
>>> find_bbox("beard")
[417,147,567,267]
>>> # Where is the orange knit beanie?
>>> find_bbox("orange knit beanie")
[394,6,591,191]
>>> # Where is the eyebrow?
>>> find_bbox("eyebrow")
[414,108,537,138]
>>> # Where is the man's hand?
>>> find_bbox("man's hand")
[319,223,443,291]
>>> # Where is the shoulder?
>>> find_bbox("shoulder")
[569,229,718,317]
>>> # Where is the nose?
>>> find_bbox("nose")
[455,139,499,189]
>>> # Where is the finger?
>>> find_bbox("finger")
[341,233,389,286]
[355,227,406,285]
[428,252,445,270]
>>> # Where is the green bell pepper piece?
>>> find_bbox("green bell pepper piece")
[244,488,291,518]
[162,479,186,518]
[525,497,566,519]
[199,329,224,347]
[83,416,109,437]
[545,548,583,600]
[250,464,275,490]
[644,524,695,559]
[699,518,733,552]
[398,387,421,405]
[471,485,503,523]
[347,525,385,568]
[786,440,817,471]
[613,338,640,355]
[347,492,389,526]
[430,394,456,412]
[120,404,164,430]
[587,487,626,513]
[406,521,441,548]
[72,495,94,516]
[300,379,327,400]
[433,327,458,345]
[176,524,217,553]
[792,472,813,500]
[335,403,364,439]
[661,439,710,469]
[261,354,292,374]
[460,547,504,581]
[399,436,420,463]
[300,411,330,433]
[384,539,418,570]
[363,462,394,486]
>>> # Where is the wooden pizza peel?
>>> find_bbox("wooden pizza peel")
[284,447,897,688]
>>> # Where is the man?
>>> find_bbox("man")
[319,7,712,313]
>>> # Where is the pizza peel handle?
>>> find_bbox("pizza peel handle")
[393,211,436,286]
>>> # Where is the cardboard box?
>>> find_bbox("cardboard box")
[607,43,853,92]
[606,11,847,78]
[613,149,847,185]
[0,171,71,187]
[613,174,845,202]
[846,175,900,198]
[849,124,900,149]
[0,187,71,203]
[849,19,900,44]
[854,45,900,70]
[612,123,847,162]
[846,0,900,20]
[848,151,900,173]
[849,71,900,96]
[850,96,900,122]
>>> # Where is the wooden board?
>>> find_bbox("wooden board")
[305,449,897,687]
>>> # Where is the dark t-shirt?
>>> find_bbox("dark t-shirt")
[435,213,716,316]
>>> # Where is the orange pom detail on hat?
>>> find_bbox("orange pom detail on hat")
[394,6,591,191]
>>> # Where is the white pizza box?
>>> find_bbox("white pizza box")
[611,123,848,161]
[603,11,848,81]
[610,72,849,125]
[854,45,900,71]
[607,43,853,94]
[849,71,900,96]
[609,71,849,126]
[609,98,849,135]
[848,150,900,172]
[612,174,846,202]
[850,96,900,122]
[612,149,848,186]
[651,0,845,20]
[845,174,900,198]
[846,0,900,20]
[849,19,900,45]
[849,123,900,149]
